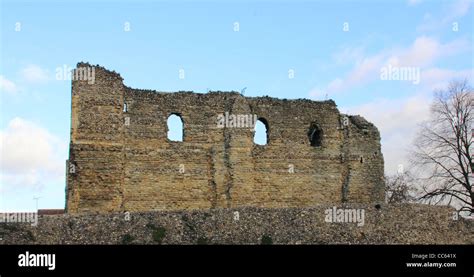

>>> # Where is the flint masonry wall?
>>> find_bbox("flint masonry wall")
[66,63,384,214]
[1,205,473,244]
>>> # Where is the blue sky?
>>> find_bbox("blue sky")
[0,0,472,211]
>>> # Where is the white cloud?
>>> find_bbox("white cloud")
[0,118,66,190]
[420,68,473,90]
[309,53,385,98]
[332,45,365,65]
[443,0,471,22]
[408,0,423,6]
[417,0,472,32]
[394,36,439,66]
[0,75,18,94]
[387,37,468,67]
[308,87,325,99]
[309,36,469,98]
[20,64,50,84]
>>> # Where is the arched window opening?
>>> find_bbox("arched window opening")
[254,118,269,145]
[308,123,322,147]
[167,113,183,142]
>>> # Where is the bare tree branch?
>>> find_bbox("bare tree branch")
[410,79,473,215]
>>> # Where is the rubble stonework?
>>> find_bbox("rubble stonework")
[1,205,472,244]
[66,62,384,214]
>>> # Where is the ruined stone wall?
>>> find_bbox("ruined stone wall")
[66,63,384,214]
[1,204,472,245]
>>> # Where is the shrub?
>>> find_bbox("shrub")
[261,234,273,245]
[197,236,208,245]
[152,227,166,244]
[121,234,135,245]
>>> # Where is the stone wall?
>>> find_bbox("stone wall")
[1,204,472,245]
[66,62,384,214]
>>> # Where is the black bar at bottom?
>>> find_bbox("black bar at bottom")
[0,245,472,276]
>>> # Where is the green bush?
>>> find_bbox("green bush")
[152,227,166,244]
[121,234,135,245]
[197,236,208,245]
[261,234,273,245]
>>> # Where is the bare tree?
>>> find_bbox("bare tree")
[385,172,416,204]
[411,80,473,214]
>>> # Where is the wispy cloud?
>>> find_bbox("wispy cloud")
[386,36,469,67]
[20,64,51,84]
[417,0,472,32]
[408,0,423,6]
[309,36,470,99]
[332,45,366,65]
[420,68,473,90]
[0,76,18,94]
[443,0,471,22]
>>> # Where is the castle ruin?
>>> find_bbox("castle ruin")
[66,63,385,214]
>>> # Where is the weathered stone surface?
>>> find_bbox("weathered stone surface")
[1,204,472,245]
[66,62,384,214]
